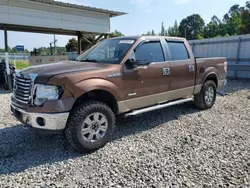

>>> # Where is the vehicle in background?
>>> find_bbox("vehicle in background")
[10,36,227,153]
[0,59,15,90]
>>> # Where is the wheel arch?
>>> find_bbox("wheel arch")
[68,79,123,114]
[73,89,119,114]
[202,72,219,88]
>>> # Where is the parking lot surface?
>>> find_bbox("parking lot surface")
[0,79,250,187]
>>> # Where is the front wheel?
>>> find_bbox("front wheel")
[194,80,217,110]
[65,100,116,153]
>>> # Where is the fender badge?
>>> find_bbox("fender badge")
[107,73,123,78]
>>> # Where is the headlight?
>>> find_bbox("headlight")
[34,84,63,106]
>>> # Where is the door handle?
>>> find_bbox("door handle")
[163,68,170,76]
[189,65,195,72]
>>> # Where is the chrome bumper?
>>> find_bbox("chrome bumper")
[11,104,69,131]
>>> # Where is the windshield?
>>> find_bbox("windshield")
[75,39,135,64]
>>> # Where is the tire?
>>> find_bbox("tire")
[194,80,217,110]
[65,100,116,153]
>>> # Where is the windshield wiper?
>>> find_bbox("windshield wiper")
[78,58,103,64]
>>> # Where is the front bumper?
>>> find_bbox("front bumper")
[11,104,69,131]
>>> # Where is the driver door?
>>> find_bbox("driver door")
[122,39,170,111]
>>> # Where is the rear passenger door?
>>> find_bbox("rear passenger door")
[164,39,195,98]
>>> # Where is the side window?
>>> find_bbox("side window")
[167,41,189,61]
[132,42,164,64]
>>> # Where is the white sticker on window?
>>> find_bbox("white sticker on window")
[119,40,134,44]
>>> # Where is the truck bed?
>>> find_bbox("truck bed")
[195,57,227,86]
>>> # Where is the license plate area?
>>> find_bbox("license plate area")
[11,106,23,120]
[11,106,30,125]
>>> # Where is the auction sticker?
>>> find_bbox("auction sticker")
[119,40,135,44]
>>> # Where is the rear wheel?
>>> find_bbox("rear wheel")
[194,80,217,110]
[65,100,116,153]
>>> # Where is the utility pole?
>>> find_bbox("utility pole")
[49,35,57,56]
[49,42,53,55]
[54,34,57,55]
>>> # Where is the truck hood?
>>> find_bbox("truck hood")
[18,61,108,83]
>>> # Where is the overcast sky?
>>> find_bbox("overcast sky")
[0,0,247,51]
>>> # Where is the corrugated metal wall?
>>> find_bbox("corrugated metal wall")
[189,34,250,79]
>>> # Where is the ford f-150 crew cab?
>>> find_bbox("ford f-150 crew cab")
[10,36,227,152]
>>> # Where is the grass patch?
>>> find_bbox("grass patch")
[11,60,30,70]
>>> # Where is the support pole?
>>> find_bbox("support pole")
[77,32,82,55]
[191,43,195,53]
[236,37,241,64]
[104,34,109,39]
[4,26,12,91]
[234,37,241,79]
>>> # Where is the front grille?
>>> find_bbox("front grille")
[13,75,32,104]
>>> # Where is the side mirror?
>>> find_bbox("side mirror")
[125,58,137,69]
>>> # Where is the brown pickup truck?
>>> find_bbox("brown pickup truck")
[10,36,227,152]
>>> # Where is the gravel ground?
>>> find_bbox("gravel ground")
[0,79,250,187]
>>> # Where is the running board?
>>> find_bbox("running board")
[124,98,193,117]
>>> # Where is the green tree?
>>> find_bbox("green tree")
[56,47,67,55]
[151,30,156,36]
[160,22,167,36]
[223,4,242,21]
[240,1,250,34]
[204,22,219,38]
[222,4,243,35]
[247,1,250,9]
[179,14,205,40]
[110,30,124,38]
[11,47,18,53]
[142,31,152,36]
[204,15,228,38]
[229,4,241,15]
[66,38,78,52]
[226,11,242,35]
[0,46,29,53]
[23,49,29,53]
[168,20,179,36]
[211,15,221,24]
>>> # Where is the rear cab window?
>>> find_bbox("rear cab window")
[166,41,190,61]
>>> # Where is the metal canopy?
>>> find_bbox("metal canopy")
[0,0,126,36]
[0,0,127,91]
[0,24,100,36]
[29,0,126,17]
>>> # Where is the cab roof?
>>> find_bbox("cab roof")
[108,35,186,42]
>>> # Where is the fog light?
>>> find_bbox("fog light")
[36,117,45,126]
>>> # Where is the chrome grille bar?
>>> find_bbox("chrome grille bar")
[13,75,32,104]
